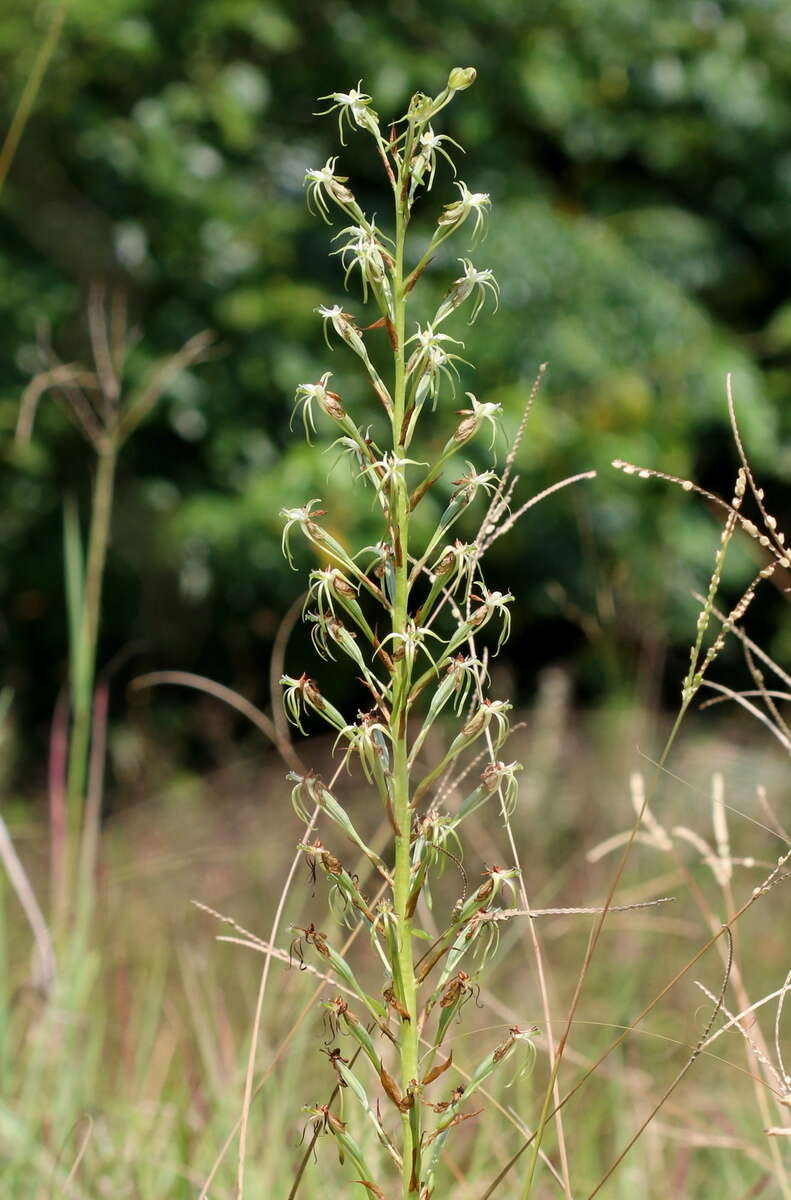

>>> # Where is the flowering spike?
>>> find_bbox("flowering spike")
[270,72,593,1194]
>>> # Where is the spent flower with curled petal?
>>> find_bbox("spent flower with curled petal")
[288,768,328,822]
[409,651,486,767]
[305,613,383,698]
[316,82,380,144]
[284,506,375,592]
[409,126,463,197]
[305,565,355,620]
[445,652,486,713]
[332,221,393,307]
[370,897,399,941]
[415,808,463,863]
[281,673,313,734]
[448,392,503,453]
[411,701,514,808]
[435,259,500,325]
[477,864,521,907]
[431,540,479,591]
[450,758,522,827]
[304,157,361,224]
[420,653,484,722]
[362,538,397,606]
[292,372,346,441]
[306,609,342,661]
[437,181,491,242]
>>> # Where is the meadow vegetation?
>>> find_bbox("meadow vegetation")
[2,3,791,1195]
[2,62,790,1200]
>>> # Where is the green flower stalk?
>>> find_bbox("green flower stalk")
[281,69,537,1197]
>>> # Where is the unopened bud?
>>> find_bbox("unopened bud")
[448,67,477,91]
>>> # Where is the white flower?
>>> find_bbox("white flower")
[315,304,363,352]
[409,125,463,195]
[303,157,358,224]
[438,181,491,241]
[435,259,500,325]
[359,451,427,492]
[481,759,523,817]
[380,619,444,675]
[331,221,392,303]
[315,83,379,144]
[405,322,469,405]
[468,589,514,653]
[280,499,324,568]
[451,463,499,502]
[450,392,503,451]
[458,698,512,751]
[292,372,346,440]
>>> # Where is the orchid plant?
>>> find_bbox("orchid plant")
[281,70,539,1198]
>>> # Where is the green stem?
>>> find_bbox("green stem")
[402,226,455,295]
[391,157,420,1198]
[64,439,117,904]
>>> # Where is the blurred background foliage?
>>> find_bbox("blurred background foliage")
[1,0,790,789]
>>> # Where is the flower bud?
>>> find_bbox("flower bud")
[448,67,477,92]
